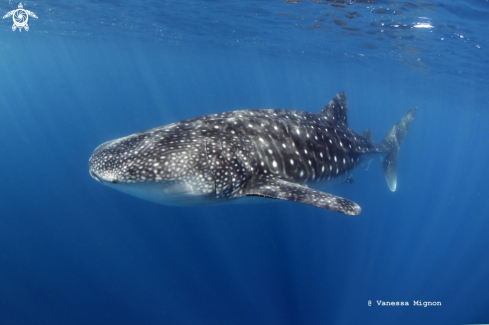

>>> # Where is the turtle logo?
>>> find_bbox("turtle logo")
[3,3,38,32]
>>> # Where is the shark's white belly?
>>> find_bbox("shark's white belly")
[105,180,215,207]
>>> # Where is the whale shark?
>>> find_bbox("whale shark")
[89,92,417,215]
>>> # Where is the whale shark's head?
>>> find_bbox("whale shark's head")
[89,138,127,185]
[88,128,220,206]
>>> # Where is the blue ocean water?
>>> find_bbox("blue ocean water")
[1,1,488,324]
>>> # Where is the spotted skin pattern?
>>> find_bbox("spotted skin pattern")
[89,92,417,215]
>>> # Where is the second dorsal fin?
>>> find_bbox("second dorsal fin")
[362,128,374,143]
[319,92,349,128]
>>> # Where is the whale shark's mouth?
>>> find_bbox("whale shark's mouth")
[89,169,119,184]
[89,169,103,183]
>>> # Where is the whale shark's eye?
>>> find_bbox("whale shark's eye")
[111,180,118,184]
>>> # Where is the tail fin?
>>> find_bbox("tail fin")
[380,106,418,192]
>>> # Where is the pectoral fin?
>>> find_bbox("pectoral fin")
[243,178,361,215]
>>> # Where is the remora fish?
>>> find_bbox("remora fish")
[89,92,417,215]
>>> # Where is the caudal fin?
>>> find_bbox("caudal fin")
[380,106,418,192]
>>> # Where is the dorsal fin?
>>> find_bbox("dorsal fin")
[319,92,348,128]
[362,128,374,143]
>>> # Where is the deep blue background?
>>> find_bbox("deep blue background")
[1,1,489,324]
